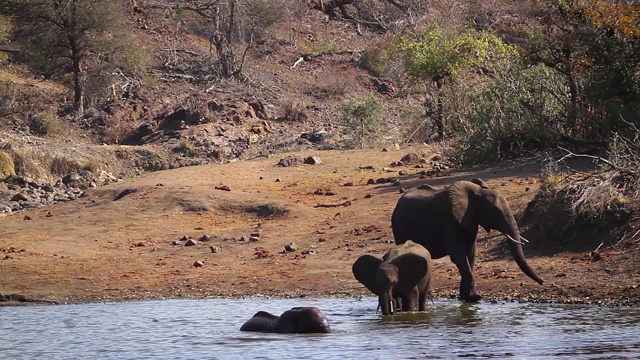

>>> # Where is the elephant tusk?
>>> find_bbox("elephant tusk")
[520,235,531,243]
[506,234,525,245]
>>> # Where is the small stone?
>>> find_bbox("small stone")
[135,241,145,247]
[210,246,220,253]
[555,272,567,277]
[249,236,259,242]
[250,231,261,238]
[364,193,372,198]
[215,184,231,191]
[12,193,30,202]
[172,241,183,246]
[400,153,420,165]
[239,236,248,242]
[199,235,213,242]
[304,156,322,165]
[284,242,298,252]
[184,238,198,246]
[343,182,353,186]
[381,147,389,152]
[366,179,375,185]
[375,178,388,184]
[275,178,281,182]
[301,250,316,255]
[399,188,406,193]
[398,170,408,176]
[193,260,204,267]
[23,215,32,220]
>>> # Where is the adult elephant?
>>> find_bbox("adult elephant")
[352,240,432,315]
[391,180,544,302]
[240,307,331,333]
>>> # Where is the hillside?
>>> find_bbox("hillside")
[1,1,639,306]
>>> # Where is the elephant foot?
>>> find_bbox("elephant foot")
[460,294,482,303]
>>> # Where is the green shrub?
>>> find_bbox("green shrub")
[341,95,384,149]
[450,64,566,163]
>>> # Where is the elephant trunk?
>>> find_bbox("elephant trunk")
[379,290,396,315]
[504,217,544,285]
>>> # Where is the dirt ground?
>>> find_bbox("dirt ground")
[1,146,639,306]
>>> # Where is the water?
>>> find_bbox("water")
[1,297,639,359]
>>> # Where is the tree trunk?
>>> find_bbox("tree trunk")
[435,79,444,140]
[69,39,84,113]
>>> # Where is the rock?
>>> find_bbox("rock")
[364,193,372,198]
[304,156,322,165]
[62,173,82,185]
[239,236,249,242]
[215,184,231,191]
[199,235,213,242]
[284,242,298,252]
[375,178,388,184]
[398,170,408,176]
[400,153,420,165]
[249,236,260,242]
[193,260,204,267]
[366,179,375,185]
[300,130,329,143]
[276,155,304,167]
[210,246,220,253]
[184,238,198,246]
[172,240,183,246]
[135,241,145,247]
[343,182,353,186]
[11,193,30,202]
[301,250,316,255]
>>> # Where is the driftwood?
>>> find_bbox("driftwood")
[314,199,353,208]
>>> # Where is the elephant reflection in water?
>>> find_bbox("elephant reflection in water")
[240,307,331,334]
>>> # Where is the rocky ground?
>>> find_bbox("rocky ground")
[1,146,639,307]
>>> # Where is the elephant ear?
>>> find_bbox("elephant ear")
[352,254,383,295]
[448,181,482,235]
[391,253,428,292]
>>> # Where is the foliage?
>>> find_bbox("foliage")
[341,95,384,149]
[394,23,518,139]
[451,64,567,162]
[395,23,517,82]
[2,0,126,113]
[50,155,82,177]
[174,138,199,157]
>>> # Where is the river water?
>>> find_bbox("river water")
[1,297,639,359]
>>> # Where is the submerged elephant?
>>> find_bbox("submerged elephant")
[352,240,432,315]
[391,180,544,302]
[240,307,331,333]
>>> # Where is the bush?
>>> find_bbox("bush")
[450,64,566,163]
[174,138,199,157]
[341,95,384,149]
[30,112,64,137]
[11,149,47,179]
[50,156,82,177]
[282,102,307,122]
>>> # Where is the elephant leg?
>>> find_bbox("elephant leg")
[450,241,481,302]
[467,241,477,270]
[401,297,417,312]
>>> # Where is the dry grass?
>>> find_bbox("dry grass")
[10,149,48,180]
[50,156,83,177]
[0,150,16,180]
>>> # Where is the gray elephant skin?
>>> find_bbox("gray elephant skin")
[391,180,544,302]
[352,240,432,315]
[240,307,331,333]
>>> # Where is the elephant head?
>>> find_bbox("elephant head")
[448,181,544,285]
[352,242,430,315]
[240,307,331,333]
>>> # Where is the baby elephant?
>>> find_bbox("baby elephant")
[352,240,432,315]
[240,307,331,333]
